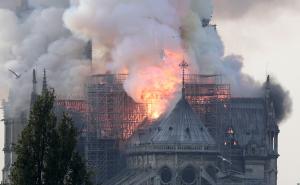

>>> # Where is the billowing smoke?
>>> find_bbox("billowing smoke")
[212,0,299,19]
[28,0,69,8]
[64,0,192,117]
[265,78,292,123]
[63,0,292,122]
[0,0,292,123]
[0,0,90,114]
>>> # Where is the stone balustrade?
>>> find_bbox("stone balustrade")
[126,143,217,154]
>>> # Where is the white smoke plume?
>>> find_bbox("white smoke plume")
[63,0,291,122]
[0,0,291,122]
[63,0,223,117]
[0,0,90,113]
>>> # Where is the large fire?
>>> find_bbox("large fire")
[136,49,186,119]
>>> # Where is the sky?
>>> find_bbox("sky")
[0,111,3,181]
[213,4,300,184]
[0,0,300,184]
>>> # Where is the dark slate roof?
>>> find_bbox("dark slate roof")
[149,96,215,145]
[229,98,266,146]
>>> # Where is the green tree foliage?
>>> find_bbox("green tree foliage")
[10,90,91,185]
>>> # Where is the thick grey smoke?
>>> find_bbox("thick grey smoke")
[28,0,69,8]
[0,0,292,123]
[212,0,299,19]
[63,0,292,122]
[265,79,292,123]
[0,0,90,113]
[63,0,219,116]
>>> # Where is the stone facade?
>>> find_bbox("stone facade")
[2,93,28,183]
[103,77,279,185]
[2,75,279,185]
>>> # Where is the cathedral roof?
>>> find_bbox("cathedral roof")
[150,96,215,145]
[128,96,216,147]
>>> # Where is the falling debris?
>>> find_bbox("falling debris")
[8,68,21,79]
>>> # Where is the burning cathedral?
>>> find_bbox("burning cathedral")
[1,1,288,185]
[3,67,280,185]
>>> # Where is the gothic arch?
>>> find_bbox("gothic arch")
[159,166,173,185]
[179,165,197,185]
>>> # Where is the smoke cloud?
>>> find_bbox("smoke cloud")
[0,0,90,113]
[0,0,292,123]
[28,0,69,8]
[265,78,292,123]
[63,0,292,122]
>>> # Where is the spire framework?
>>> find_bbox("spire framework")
[32,69,37,94]
[42,69,47,93]
[30,69,38,107]
[179,60,189,96]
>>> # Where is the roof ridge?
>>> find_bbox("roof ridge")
[150,96,216,145]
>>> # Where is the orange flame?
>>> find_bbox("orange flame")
[135,49,186,119]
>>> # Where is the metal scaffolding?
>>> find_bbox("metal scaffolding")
[57,73,231,184]
[184,74,231,140]
[86,74,231,141]
[86,138,122,184]
[86,74,149,140]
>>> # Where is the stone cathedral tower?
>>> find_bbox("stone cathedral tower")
[2,69,47,184]
[265,75,279,185]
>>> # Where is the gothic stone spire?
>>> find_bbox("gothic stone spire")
[179,60,189,97]
[42,69,47,93]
